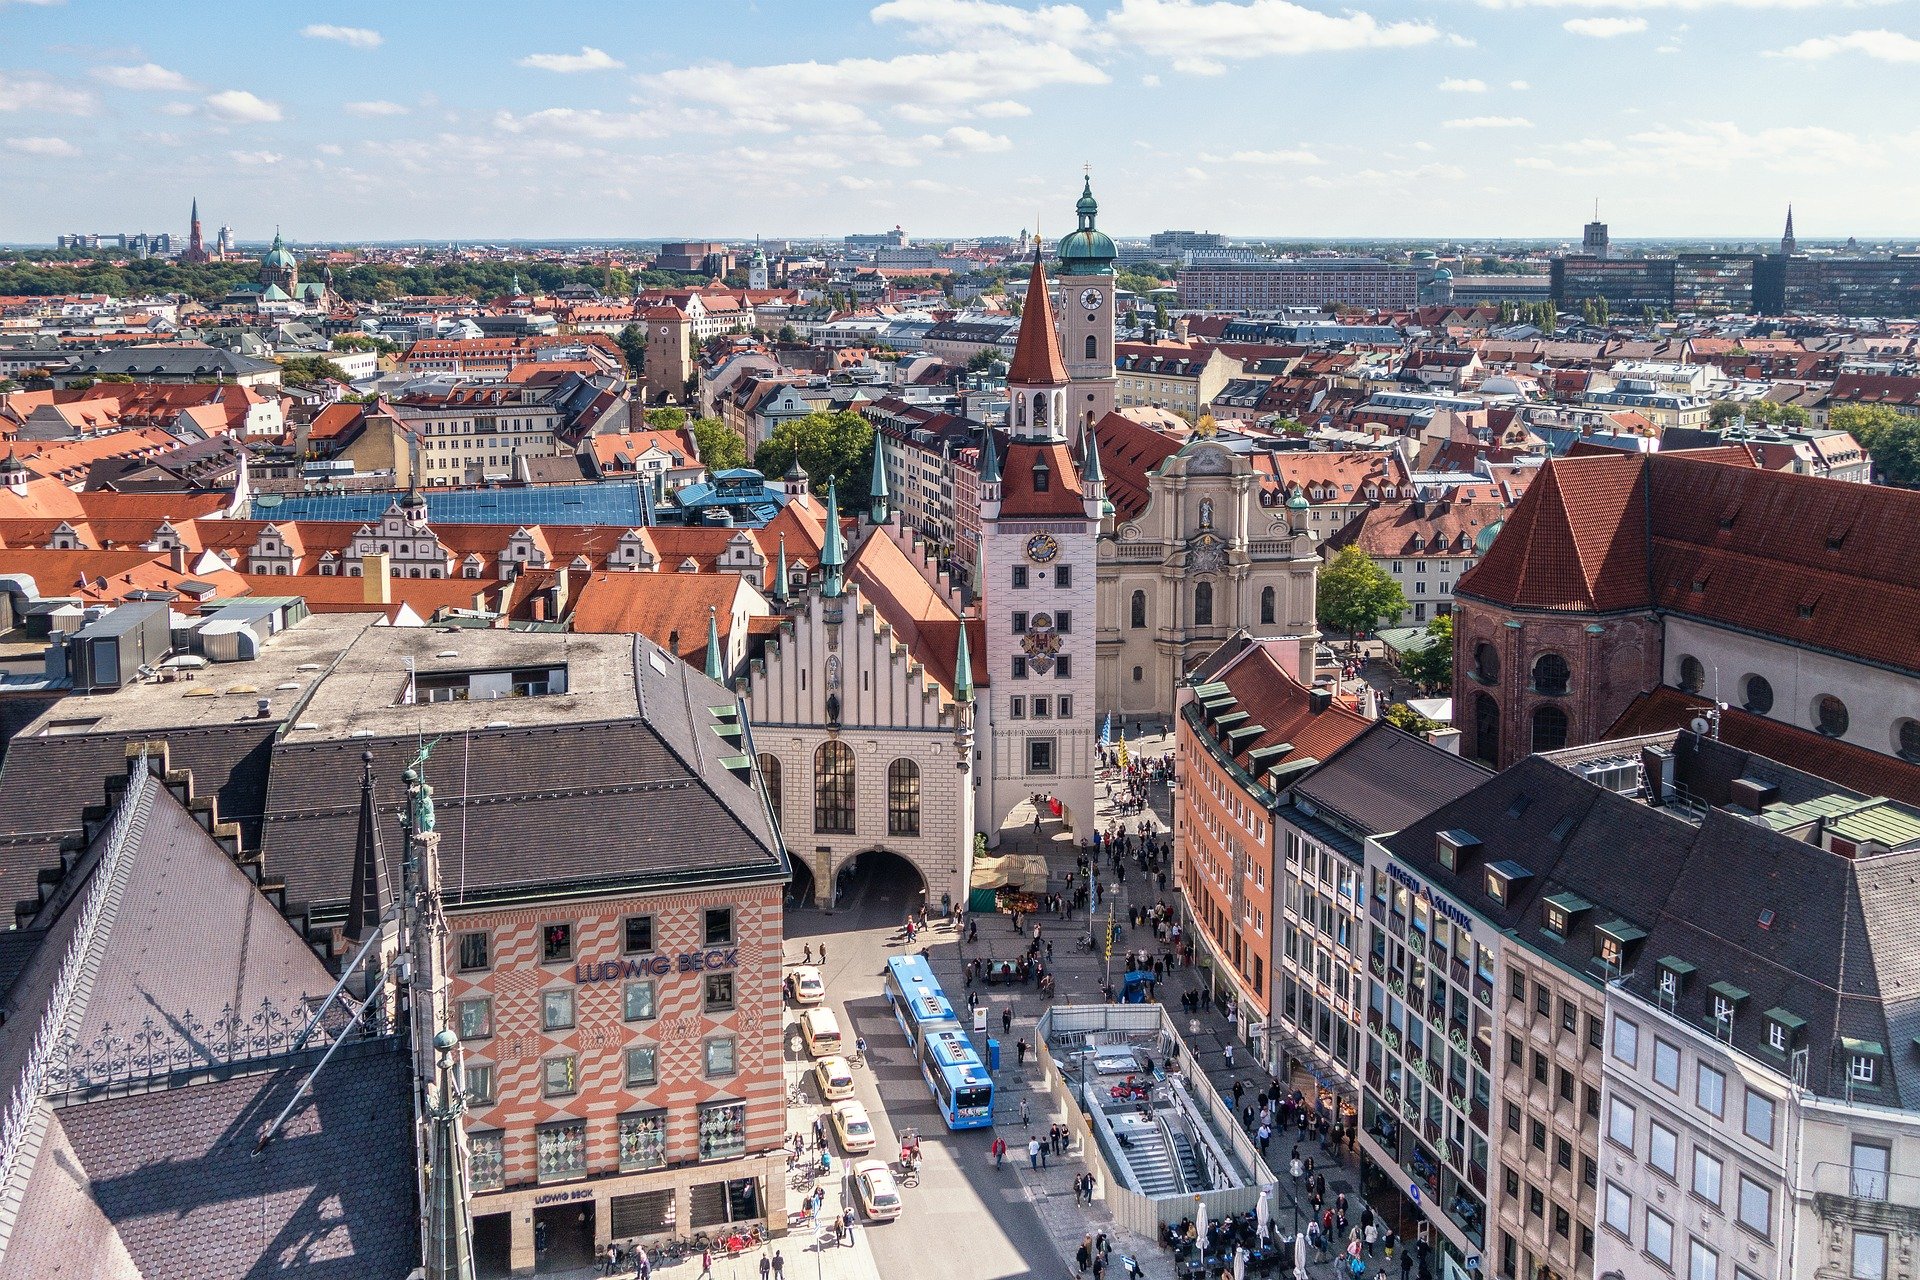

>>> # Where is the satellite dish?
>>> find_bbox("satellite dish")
[1689,716,1712,736]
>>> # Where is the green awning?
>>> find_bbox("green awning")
[1225,724,1266,743]
[1841,1037,1884,1056]
[1246,743,1294,765]
[1212,710,1250,728]
[1709,980,1750,1003]
[1487,860,1533,881]
[1545,892,1594,914]
[1192,681,1230,698]
[1763,1007,1806,1031]
[1597,919,1647,944]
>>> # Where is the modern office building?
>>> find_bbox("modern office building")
[1177,258,1421,312]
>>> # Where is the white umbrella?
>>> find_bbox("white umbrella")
[1256,1185,1271,1243]
[1233,1246,1246,1280]
[1293,1231,1308,1280]
[1194,1198,1208,1259]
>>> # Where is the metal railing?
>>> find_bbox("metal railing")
[1811,1161,1920,1205]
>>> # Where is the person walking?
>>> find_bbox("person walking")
[1224,1042,1235,1069]
[1077,1236,1093,1274]
[1020,1096,1031,1127]
[759,1254,772,1280]
[772,1251,784,1280]
[1364,1221,1379,1258]
[606,1243,620,1276]
[842,1207,855,1246]
[1029,1137,1041,1169]
[700,1248,713,1278]
[1002,1007,1013,1035]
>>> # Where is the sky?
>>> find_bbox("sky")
[2,0,1916,243]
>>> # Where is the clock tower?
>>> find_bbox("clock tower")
[1055,175,1118,440]
[979,248,1102,846]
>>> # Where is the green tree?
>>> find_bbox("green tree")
[1316,546,1407,644]
[1832,404,1920,487]
[967,348,1000,373]
[616,323,646,375]
[777,324,797,343]
[752,410,875,501]
[0,380,17,394]
[1384,702,1443,736]
[276,356,352,387]
[645,406,689,430]
[332,333,401,356]
[1154,300,1169,330]
[689,417,747,471]
[1272,416,1308,437]
[1398,614,1454,693]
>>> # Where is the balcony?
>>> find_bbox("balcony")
[1811,1162,1920,1234]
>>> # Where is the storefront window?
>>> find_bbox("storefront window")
[470,1130,505,1190]
[620,1112,667,1171]
[699,1101,747,1161]
[537,1121,587,1181]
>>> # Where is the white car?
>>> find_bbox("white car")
[830,1100,876,1155]
[853,1158,902,1222]
[813,1055,855,1102]
[789,966,826,1006]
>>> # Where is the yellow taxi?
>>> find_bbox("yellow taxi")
[829,1100,876,1155]
[813,1055,855,1102]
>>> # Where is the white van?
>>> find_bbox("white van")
[801,1007,843,1058]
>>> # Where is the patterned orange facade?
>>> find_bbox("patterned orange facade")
[449,880,785,1265]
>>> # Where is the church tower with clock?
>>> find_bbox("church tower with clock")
[979,244,1103,846]
[1055,175,1118,439]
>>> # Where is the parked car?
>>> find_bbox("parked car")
[813,1055,855,1102]
[788,966,826,1006]
[853,1159,902,1221]
[830,1100,876,1155]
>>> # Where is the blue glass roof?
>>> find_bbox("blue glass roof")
[255,483,655,527]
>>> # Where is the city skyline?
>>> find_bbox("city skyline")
[4,0,1918,240]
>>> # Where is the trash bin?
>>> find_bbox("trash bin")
[987,1037,1001,1072]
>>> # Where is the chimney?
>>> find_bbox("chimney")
[551,566,571,620]
[361,553,390,604]
[168,544,188,574]
[1176,317,1191,343]
[1641,744,1674,806]
[531,594,547,623]
[1308,688,1333,715]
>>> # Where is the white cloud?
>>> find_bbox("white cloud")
[0,74,97,115]
[1509,79,1532,88]
[495,107,665,141]
[7,135,77,156]
[301,24,382,48]
[872,0,1095,41]
[205,89,281,122]
[975,99,1032,117]
[1769,29,1920,62]
[922,125,1013,152]
[519,46,624,73]
[1439,77,1488,91]
[1202,147,1324,164]
[1105,0,1439,59]
[1443,114,1534,127]
[1447,32,1478,45]
[92,62,194,91]
[228,149,283,165]
[1478,0,1863,8]
[344,99,409,116]
[1564,16,1648,35]
[1141,72,1162,85]
[639,44,1106,136]
[1514,120,1911,178]
[1174,56,1228,73]
[158,100,196,116]
[318,142,344,155]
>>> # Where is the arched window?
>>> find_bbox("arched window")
[1033,393,1048,429]
[1130,590,1148,629]
[1194,582,1213,627]
[1085,335,1097,360]
[757,753,782,824]
[1678,655,1706,695]
[1532,653,1570,696]
[1742,674,1773,715]
[1815,695,1849,738]
[1015,396,1026,428]
[1473,642,1500,684]
[1531,705,1569,753]
[1132,666,1144,682]
[887,759,921,837]
[813,741,855,834]
[1897,718,1920,762]
[1473,693,1500,764]
[1260,585,1276,626]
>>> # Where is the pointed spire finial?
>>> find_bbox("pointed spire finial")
[978,426,1001,486]
[867,442,889,525]
[345,750,385,943]
[820,478,845,598]
[773,532,789,604]
[704,605,724,681]
[953,618,974,704]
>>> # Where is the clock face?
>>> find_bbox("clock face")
[1025,533,1059,563]
[1080,288,1103,310]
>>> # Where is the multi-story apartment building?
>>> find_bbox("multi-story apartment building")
[1113,342,1243,418]
[1323,499,1505,626]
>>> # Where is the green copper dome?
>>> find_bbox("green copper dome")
[262,230,295,270]
[1056,176,1115,277]
[1286,487,1310,510]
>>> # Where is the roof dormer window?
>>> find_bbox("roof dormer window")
[1844,1039,1882,1086]
[1763,1008,1803,1054]
[1542,892,1592,939]
[1484,860,1530,906]
[1032,460,1050,492]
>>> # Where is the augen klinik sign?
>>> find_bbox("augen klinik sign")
[573,949,739,984]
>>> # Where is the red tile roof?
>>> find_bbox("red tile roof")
[1090,413,1180,524]
[1455,453,1651,612]
[998,441,1085,519]
[1007,256,1068,387]
[1214,642,1372,765]
[845,528,985,699]
[568,571,749,661]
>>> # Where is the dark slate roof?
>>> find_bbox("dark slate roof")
[68,346,279,379]
[261,637,785,916]
[1288,721,1491,843]
[0,724,278,921]
[3,1038,416,1280]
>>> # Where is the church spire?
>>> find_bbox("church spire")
[820,478,845,598]
[422,1029,478,1280]
[1007,247,1069,388]
[704,605,724,681]
[344,750,385,944]
[977,426,1001,487]
[953,617,974,704]
[1781,205,1798,255]
[867,442,889,525]
[772,533,789,604]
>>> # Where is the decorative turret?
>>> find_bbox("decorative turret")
[344,750,386,945]
[1082,423,1111,520]
[953,619,974,705]
[781,456,810,507]
[820,478,845,598]
[867,441,890,525]
[1056,175,1117,278]
[0,447,28,492]
[422,1028,477,1280]
[772,533,789,605]
[704,605,725,681]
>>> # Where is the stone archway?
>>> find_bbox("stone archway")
[831,846,930,918]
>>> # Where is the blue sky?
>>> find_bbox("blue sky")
[2,0,1915,242]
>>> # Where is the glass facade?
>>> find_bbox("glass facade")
[470,1130,505,1190]
[1276,830,1365,1113]
[619,1111,667,1171]
[1363,863,1494,1252]
[536,1121,588,1181]
[699,1102,747,1161]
